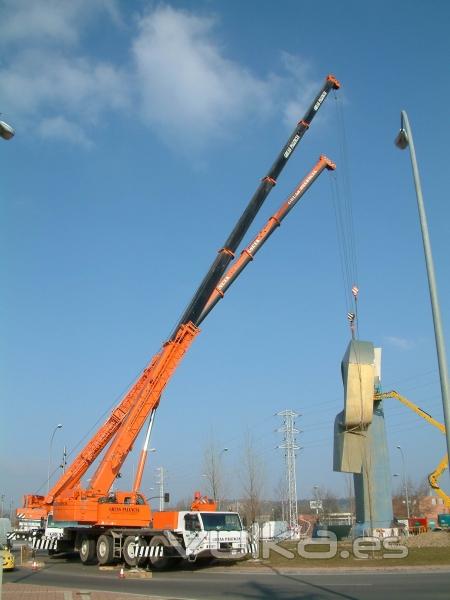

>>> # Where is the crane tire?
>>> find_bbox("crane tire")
[79,536,97,565]
[148,535,171,571]
[123,536,147,567]
[96,534,114,565]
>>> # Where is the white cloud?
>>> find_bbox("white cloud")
[37,116,93,148]
[0,0,127,146]
[0,3,319,151]
[131,6,273,147]
[0,0,120,45]
[1,50,128,115]
[278,53,321,127]
[385,336,415,350]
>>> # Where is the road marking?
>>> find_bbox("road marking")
[323,583,373,588]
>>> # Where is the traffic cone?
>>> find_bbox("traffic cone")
[119,566,125,579]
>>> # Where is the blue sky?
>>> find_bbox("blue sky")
[1,0,449,510]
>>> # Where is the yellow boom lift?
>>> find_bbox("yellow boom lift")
[375,390,449,508]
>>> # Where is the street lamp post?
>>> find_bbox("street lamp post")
[313,485,320,516]
[395,111,450,464]
[0,120,15,140]
[396,445,410,519]
[47,424,63,494]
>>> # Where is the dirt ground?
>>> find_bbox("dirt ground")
[405,531,450,547]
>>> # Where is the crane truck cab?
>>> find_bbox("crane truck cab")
[127,494,252,569]
[148,508,249,568]
[183,510,247,560]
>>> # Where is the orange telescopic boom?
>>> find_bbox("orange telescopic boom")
[64,156,335,508]
[19,76,340,529]
[86,323,198,494]
[171,75,340,336]
[42,327,197,504]
[43,351,167,503]
[119,156,336,497]
[197,155,336,326]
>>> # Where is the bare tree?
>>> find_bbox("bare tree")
[202,437,228,508]
[392,477,427,518]
[274,478,287,521]
[410,477,430,516]
[174,495,194,511]
[322,488,340,514]
[411,478,429,504]
[240,431,265,526]
[392,492,405,517]
[311,486,340,515]
[345,474,355,515]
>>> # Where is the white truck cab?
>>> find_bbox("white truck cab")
[180,511,248,559]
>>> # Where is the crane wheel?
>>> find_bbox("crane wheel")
[96,534,114,565]
[79,536,97,565]
[123,536,147,567]
[148,535,171,571]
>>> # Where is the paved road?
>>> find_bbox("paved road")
[4,560,450,600]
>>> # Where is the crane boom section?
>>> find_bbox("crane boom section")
[88,322,198,493]
[116,156,336,496]
[48,150,327,505]
[171,75,340,336]
[23,76,340,521]
[197,155,336,326]
[43,78,340,504]
[59,155,334,501]
[48,157,334,502]
[44,351,165,503]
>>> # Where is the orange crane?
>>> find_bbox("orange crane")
[130,154,336,497]
[15,76,339,567]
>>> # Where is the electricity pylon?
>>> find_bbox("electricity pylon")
[277,410,301,536]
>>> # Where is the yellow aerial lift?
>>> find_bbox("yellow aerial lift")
[375,390,449,508]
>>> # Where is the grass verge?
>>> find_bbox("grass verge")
[239,540,450,568]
